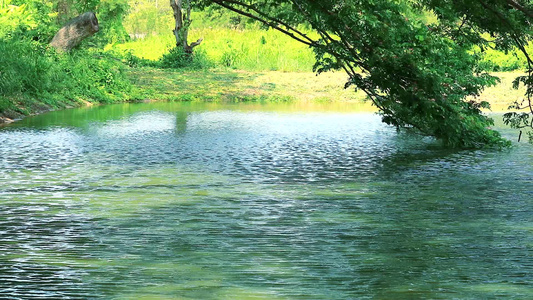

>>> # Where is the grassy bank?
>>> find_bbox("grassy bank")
[479,72,528,112]
[2,2,530,125]
[129,67,525,111]
[0,40,136,123]
[129,68,366,103]
[1,65,525,124]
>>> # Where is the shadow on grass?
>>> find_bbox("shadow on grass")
[128,68,270,102]
[127,67,370,104]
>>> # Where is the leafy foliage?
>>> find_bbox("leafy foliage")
[95,0,130,45]
[0,0,136,118]
[478,46,530,71]
[3,0,129,45]
[123,0,169,36]
[159,46,212,68]
[0,38,133,116]
[53,0,130,46]
[1,0,57,41]
[204,0,524,147]
[419,0,533,143]
[504,74,533,142]
[123,2,529,72]
[0,1,36,37]
[2,0,532,147]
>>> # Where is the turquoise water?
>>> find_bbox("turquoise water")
[0,102,531,299]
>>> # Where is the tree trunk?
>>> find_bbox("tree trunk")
[170,0,202,54]
[50,12,99,52]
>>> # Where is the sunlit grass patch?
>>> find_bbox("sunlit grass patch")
[479,72,527,112]
[128,67,369,105]
[115,25,315,72]
[112,34,175,61]
[127,65,524,113]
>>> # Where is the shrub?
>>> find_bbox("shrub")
[60,49,134,103]
[0,37,134,115]
[159,46,213,69]
[0,39,52,98]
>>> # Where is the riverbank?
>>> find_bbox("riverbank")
[0,68,526,125]
[128,69,526,111]
[128,68,367,103]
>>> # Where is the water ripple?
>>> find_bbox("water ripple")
[0,104,531,299]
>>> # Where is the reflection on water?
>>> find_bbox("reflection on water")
[0,102,531,299]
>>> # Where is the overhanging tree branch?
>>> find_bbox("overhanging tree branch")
[210,0,525,146]
[212,0,318,47]
[506,0,533,19]
[478,0,533,136]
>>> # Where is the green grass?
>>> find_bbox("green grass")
[113,25,316,72]
[121,7,316,71]
[117,9,532,74]
[128,67,369,105]
[128,66,524,114]
[478,72,528,111]
[1,5,529,126]
[112,9,530,113]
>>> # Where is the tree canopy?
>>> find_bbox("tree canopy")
[203,0,533,147]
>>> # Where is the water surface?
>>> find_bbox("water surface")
[0,102,531,299]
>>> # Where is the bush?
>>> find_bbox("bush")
[60,49,134,103]
[0,0,57,42]
[220,49,240,68]
[0,37,135,115]
[123,50,161,68]
[159,46,213,69]
[0,39,53,98]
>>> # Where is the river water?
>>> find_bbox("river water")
[0,102,531,299]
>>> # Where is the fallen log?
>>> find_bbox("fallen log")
[50,12,99,52]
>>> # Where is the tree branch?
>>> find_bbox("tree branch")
[505,0,533,19]
[190,38,203,48]
[212,0,317,47]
